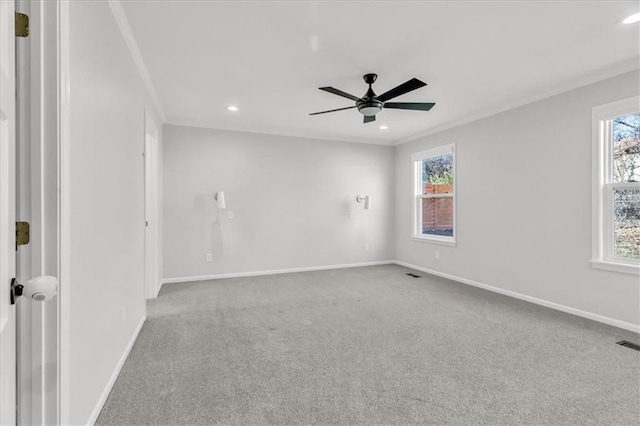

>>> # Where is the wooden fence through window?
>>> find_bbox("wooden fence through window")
[422,184,453,231]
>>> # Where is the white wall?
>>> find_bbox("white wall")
[394,70,640,329]
[67,1,162,424]
[163,125,394,280]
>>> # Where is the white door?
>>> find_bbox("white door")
[0,0,18,424]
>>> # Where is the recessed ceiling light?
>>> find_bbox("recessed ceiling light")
[227,105,238,111]
[623,13,640,24]
[379,125,388,130]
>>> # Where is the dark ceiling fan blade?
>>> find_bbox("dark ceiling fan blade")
[383,102,435,111]
[319,87,361,101]
[377,78,427,102]
[309,105,356,116]
[363,115,376,123]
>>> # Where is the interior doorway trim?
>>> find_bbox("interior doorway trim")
[144,110,160,299]
[15,0,61,424]
[58,0,71,423]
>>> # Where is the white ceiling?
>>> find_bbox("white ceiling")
[120,0,640,145]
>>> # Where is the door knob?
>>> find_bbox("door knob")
[11,275,58,304]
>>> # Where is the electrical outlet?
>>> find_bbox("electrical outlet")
[365,244,370,252]
[435,250,441,260]
[228,210,234,220]
[206,253,213,263]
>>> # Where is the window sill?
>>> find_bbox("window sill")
[412,236,457,247]
[590,259,640,275]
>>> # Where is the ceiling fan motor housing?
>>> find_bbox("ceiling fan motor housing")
[357,73,383,116]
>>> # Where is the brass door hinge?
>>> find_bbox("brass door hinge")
[15,12,29,37]
[16,221,30,250]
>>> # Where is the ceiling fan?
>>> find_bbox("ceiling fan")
[310,73,435,123]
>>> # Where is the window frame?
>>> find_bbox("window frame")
[591,96,640,275]
[411,143,456,246]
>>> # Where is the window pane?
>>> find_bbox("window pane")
[613,114,640,183]
[421,197,454,237]
[614,187,640,260]
[422,154,453,193]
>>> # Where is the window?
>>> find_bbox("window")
[592,97,640,274]
[412,144,456,245]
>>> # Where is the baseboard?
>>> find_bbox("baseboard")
[87,315,146,425]
[394,260,640,334]
[150,279,162,299]
[162,259,638,332]
[162,260,395,285]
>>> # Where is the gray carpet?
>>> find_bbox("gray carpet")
[97,264,640,425]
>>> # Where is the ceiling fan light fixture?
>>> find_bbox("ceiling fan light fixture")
[358,106,382,116]
[356,98,383,116]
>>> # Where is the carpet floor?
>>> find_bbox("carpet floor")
[97,264,640,425]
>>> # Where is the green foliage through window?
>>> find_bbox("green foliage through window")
[422,154,453,185]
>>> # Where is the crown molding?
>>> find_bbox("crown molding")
[393,59,640,146]
[108,0,166,121]
[164,119,394,146]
